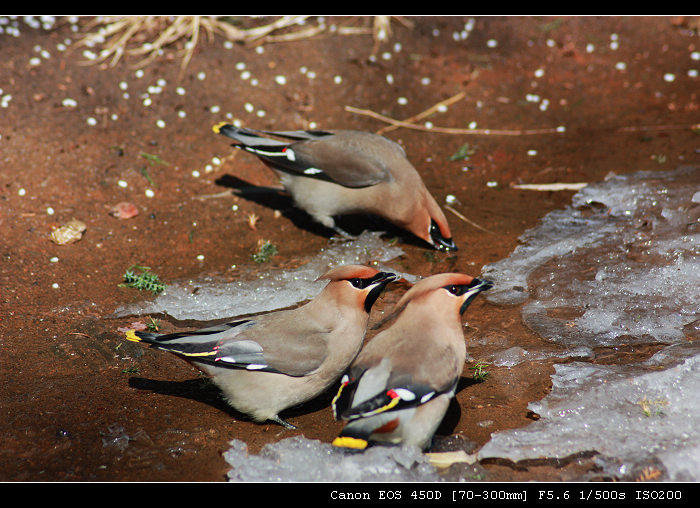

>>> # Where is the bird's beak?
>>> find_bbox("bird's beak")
[430,219,458,252]
[458,278,493,314]
[364,272,398,312]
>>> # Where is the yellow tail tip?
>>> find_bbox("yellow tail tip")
[124,329,140,342]
[212,121,229,134]
[332,436,368,449]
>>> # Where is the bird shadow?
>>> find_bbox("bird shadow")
[128,375,336,425]
[214,174,434,250]
[435,376,481,438]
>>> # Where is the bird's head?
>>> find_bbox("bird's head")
[317,265,397,313]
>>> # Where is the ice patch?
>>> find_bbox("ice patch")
[224,436,439,482]
[483,166,700,346]
[479,343,700,481]
[478,166,700,480]
[112,231,410,321]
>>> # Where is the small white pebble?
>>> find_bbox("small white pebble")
[307,71,316,79]
[156,119,166,128]
[135,69,144,78]
[192,170,200,178]
[29,56,41,66]
[468,121,477,129]
[118,180,128,188]
[196,254,205,261]
[178,110,187,118]
[534,68,545,78]
[240,70,251,80]
[86,117,97,126]
[212,156,221,165]
[615,62,627,71]
[18,188,26,196]
[52,282,60,289]
[333,75,342,84]
[61,98,77,107]
[210,105,220,113]
[235,62,246,70]
[486,39,498,48]
[381,51,392,60]
[145,189,155,198]
[556,125,567,132]
[386,74,394,84]
[420,77,431,86]
[546,39,556,48]
[255,46,264,54]
[232,204,239,211]
[691,51,700,61]
[244,102,254,113]
[197,71,206,80]
[445,194,457,204]
[424,121,434,129]
[256,110,266,118]
[142,97,152,107]
[610,41,619,50]
[397,97,408,105]
[486,181,498,187]
[527,149,537,156]
[274,75,287,85]
[119,81,128,90]
[46,207,55,215]
[688,69,698,78]
[176,86,186,95]
[586,43,595,53]
[437,104,448,113]
[157,78,166,87]
[663,73,675,82]
[50,256,59,263]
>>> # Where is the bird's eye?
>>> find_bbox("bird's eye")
[446,284,466,296]
[348,278,363,288]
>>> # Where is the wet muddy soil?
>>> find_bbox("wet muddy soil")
[1,16,698,482]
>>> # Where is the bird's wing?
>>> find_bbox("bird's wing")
[217,125,394,188]
[332,345,461,421]
[126,316,329,377]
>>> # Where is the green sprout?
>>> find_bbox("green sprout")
[146,317,161,332]
[120,265,167,294]
[139,152,169,166]
[450,143,476,161]
[470,361,490,381]
[637,397,668,417]
[251,241,278,264]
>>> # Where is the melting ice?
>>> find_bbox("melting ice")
[112,231,410,321]
[480,166,700,480]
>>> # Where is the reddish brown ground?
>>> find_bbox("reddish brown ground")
[1,16,698,482]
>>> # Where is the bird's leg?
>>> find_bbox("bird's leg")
[270,415,298,430]
[331,225,358,241]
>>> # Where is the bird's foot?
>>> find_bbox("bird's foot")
[270,415,297,430]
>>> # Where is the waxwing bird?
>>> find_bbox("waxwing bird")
[213,123,457,251]
[331,273,492,450]
[125,265,397,429]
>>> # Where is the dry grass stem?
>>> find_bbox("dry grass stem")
[74,16,396,73]
[377,92,466,134]
[346,104,565,136]
[511,182,588,191]
[444,205,496,234]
